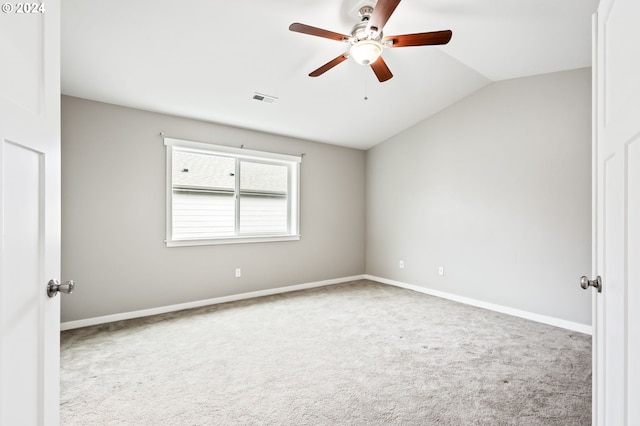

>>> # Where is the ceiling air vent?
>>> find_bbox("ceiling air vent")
[253,92,278,104]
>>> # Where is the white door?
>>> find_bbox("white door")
[592,0,640,424]
[0,2,62,425]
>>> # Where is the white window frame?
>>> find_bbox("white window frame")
[165,137,301,247]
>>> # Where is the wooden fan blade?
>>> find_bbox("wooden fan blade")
[289,23,349,42]
[309,53,349,77]
[383,30,453,47]
[367,0,401,33]
[370,56,393,82]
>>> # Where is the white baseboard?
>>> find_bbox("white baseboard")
[60,274,367,331]
[61,274,592,335]
[365,275,592,335]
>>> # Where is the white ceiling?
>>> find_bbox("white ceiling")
[61,0,599,150]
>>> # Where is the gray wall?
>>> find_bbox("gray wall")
[365,68,592,325]
[61,96,366,322]
[62,68,592,326]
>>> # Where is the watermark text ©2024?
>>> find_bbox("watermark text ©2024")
[1,2,46,14]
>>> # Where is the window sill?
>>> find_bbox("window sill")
[165,235,301,247]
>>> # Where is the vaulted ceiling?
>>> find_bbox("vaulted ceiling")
[61,0,599,150]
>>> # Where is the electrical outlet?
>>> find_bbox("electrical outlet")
[399,260,404,269]
[438,266,444,276]
[235,268,241,278]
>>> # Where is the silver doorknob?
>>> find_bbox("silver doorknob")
[47,279,75,298]
[580,275,602,293]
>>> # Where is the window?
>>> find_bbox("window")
[165,138,301,246]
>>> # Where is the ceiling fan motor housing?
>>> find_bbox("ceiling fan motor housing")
[352,6,382,41]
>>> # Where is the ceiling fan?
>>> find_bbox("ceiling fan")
[289,0,452,82]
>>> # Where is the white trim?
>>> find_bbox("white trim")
[163,137,302,163]
[365,275,593,335]
[61,274,592,335]
[591,11,600,422]
[60,275,366,331]
[165,143,174,244]
[165,137,301,247]
[166,234,301,247]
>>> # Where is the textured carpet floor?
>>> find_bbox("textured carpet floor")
[60,280,591,425]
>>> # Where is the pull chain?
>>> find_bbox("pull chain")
[363,67,369,101]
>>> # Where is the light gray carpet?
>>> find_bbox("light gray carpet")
[60,280,591,425]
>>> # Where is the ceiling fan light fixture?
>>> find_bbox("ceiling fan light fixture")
[349,40,383,65]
